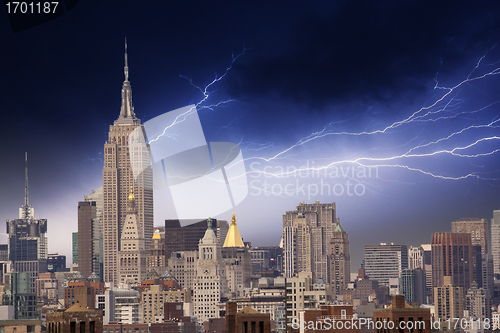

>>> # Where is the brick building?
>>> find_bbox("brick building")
[46,302,103,333]
[372,295,431,333]
[226,301,271,333]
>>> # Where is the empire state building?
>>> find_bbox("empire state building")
[103,41,153,285]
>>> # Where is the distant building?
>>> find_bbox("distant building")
[78,195,102,278]
[147,229,166,273]
[362,243,408,286]
[164,218,228,260]
[7,154,48,298]
[3,271,38,319]
[64,271,105,309]
[431,233,473,296]
[193,218,228,323]
[225,301,271,333]
[373,295,431,333]
[47,254,66,273]
[491,210,500,275]
[0,319,42,332]
[36,272,59,307]
[298,304,359,333]
[408,246,424,270]
[222,213,251,296]
[167,250,198,290]
[72,232,78,265]
[452,218,489,255]
[465,281,491,320]
[399,268,426,305]
[434,276,464,320]
[342,269,389,306]
[285,272,332,326]
[97,287,141,325]
[330,223,350,298]
[282,201,339,283]
[46,302,103,333]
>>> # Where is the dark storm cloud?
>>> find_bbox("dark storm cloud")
[227,1,500,109]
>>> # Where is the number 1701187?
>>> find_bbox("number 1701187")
[6,2,59,14]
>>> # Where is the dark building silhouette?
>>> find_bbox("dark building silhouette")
[47,254,66,273]
[164,219,222,259]
[78,200,97,278]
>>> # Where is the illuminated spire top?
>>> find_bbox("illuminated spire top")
[115,38,139,125]
[223,212,244,248]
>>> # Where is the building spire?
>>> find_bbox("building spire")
[115,38,139,125]
[25,152,28,207]
[124,37,129,82]
[20,152,34,219]
[223,212,244,248]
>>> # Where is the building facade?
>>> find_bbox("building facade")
[431,232,473,295]
[492,210,500,275]
[329,223,350,298]
[193,219,228,324]
[282,201,339,282]
[362,243,408,286]
[103,43,153,285]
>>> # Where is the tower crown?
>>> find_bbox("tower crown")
[115,38,139,125]
[223,212,244,248]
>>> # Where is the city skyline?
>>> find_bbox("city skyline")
[1,1,500,272]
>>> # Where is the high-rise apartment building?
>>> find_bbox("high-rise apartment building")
[492,210,500,275]
[103,42,153,285]
[330,223,350,298]
[434,276,464,320]
[431,233,473,294]
[282,201,338,281]
[362,243,408,286]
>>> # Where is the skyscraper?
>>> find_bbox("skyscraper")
[5,153,47,319]
[193,218,228,323]
[362,243,408,286]
[103,41,153,285]
[431,232,473,295]
[6,153,48,293]
[451,218,488,254]
[282,201,338,281]
[491,210,500,275]
[330,223,350,298]
[78,187,103,278]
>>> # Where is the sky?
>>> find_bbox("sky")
[1,1,500,272]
